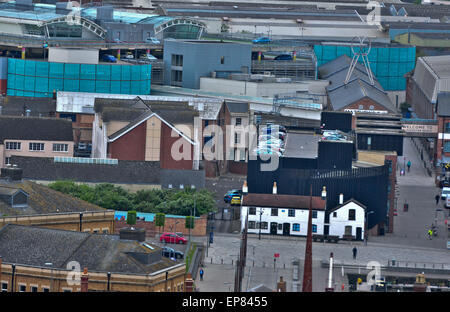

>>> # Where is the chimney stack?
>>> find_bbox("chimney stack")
[80,267,89,292]
[272,182,277,194]
[339,194,344,205]
[242,180,248,194]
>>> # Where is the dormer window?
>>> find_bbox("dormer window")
[0,187,29,208]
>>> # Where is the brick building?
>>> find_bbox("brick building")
[436,92,450,168]
[0,224,186,292]
[0,115,74,168]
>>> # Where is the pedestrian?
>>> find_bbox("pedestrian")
[352,246,357,260]
[407,160,411,172]
[427,229,433,240]
[435,194,440,205]
[199,268,204,281]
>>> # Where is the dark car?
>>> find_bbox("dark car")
[224,189,242,203]
[162,247,184,259]
[101,54,117,63]
[274,54,293,61]
[251,51,265,60]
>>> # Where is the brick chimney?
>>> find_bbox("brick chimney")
[276,276,286,292]
[80,267,89,292]
[272,182,277,195]
[185,273,194,292]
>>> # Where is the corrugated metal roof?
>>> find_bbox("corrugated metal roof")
[437,92,450,117]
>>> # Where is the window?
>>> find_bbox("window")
[102,229,109,234]
[29,142,44,151]
[271,208,278,216]
[93,229,99,234]
[312,211,317,219]
[1,282,7,292]
[53,143,68,152]
[345,226,352,236]
[236,118,242,126]
[31,286,38,292]
[444,141,450,153]
[333,212,337,218]
[234,132,240,144]
[248,221,256,229]
[249,207,256,215]
[171,54,183,66]
[42,288,49,292]
[358,104,364,110]
[277,224,282,230]
[220,56,225,64]
[5,157,11,165]
[369,105,374,110]
[5,142,21,150]
[446,123,450,133]
[312,224,317,233]
[171,70,183,84]
[63,289,72,292]
[19,285,26,292]
[348,209,356,221]
[288,209,295,217]
[292,223,300,232]
[256,221,268,230]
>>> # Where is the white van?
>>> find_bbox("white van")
[446,196,450,208]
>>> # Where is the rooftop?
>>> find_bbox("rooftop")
[0,224,180,274]
[0,115,73,142]
[243,193,326,210]
[421,55,450,79]
[437,92,450,116]
[0,96,56,117]
[283,132,319,159]
[0,180,105,217]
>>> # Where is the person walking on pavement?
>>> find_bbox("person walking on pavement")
[352,246,357,260]
[199,268,204,281]
[435,194,440,205]
[427,229,433,240]
[407,160,411,172]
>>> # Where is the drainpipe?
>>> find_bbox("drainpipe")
[107,272,111,292]
[11,264,16,292]
[79,212,83,232]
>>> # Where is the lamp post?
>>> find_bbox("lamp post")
[365,211,374,246]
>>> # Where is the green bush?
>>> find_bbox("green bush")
[127,211,137,226]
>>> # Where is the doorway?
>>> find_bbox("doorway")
[282,223,290,236]
[270,222,278,235]
[356,227,362,241]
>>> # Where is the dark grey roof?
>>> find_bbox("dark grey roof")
[0,96,56,117]
[102,107,146,122]
[94,97,149,114]
[142,100,199,124]
[437,92,450,117]
[284,132,319,159]
[325,66,383,91]
[0,224,179,274]
[226,102,249,114]
[0,115,73,142]
[328,78,395,113]
[319,55,367,79]
[0,186,27,196]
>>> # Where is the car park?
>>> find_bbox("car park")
[224,189,242,203]
[252,37,271,44]
[159,232,187,244]
[162,246,184,259]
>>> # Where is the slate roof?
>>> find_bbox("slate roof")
[324,65,383,91]
[0,115,73,142]
[242,193,326,210]
[0,96,56,117]
[226,102,249,114]
[318,54,367,79]
[327,78,395,112]
[437,92,450,117]
[0,180,105,216]
[327,198,366,214]
[0,224,179,274]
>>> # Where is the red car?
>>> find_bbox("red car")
[160,232,187,244]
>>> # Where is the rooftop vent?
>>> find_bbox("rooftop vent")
[1,165,23,181]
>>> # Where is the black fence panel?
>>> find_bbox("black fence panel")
[357,133,403,156]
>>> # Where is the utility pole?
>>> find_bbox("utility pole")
[302,184,314,292]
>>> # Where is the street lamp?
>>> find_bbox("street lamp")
[365,211,374,246]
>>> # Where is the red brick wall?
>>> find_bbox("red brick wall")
[108,121,147,161]
[436,116,450,163]
[228,160,247,175]
[406,78,434,119]
[344,98,394,113]
[160,122,193,170]
[114,216,207,237]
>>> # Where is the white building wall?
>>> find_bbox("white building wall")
[48,48,99,65]
[328,202,365,239]
[91,114,107,159]
[241,206,325,236]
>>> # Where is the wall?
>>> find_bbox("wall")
[108,120,146,161]
[48,48,99,65]
[343,98,394,114]
[328,202,365,239]
[164,40,252,89]
[160,122,194,170]
[145,116,161,161]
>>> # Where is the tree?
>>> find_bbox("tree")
[127,211,137,229]
[155,213,166,236]
[185,216,195,241]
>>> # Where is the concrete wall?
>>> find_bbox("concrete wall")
[164,40,252,89]
[48,48,99,65]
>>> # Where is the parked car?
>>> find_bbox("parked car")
[441,187,450,200]
[446,196,450,208]
[140,53,158,60]
[259,139,285,148]
[274,54,293,61]
[224,189,242,203]
[261,125,287,133]
[101,54,117,63]
[162,246,184,259]
[159,232,187,244]
[259,133,285,141]
[252,148,283,157]
[145,37,160,44]
[230,195,242,206]
[252,37,271,44]
[124,52,134,59]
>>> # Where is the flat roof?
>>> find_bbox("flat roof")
[283,132,319,159]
